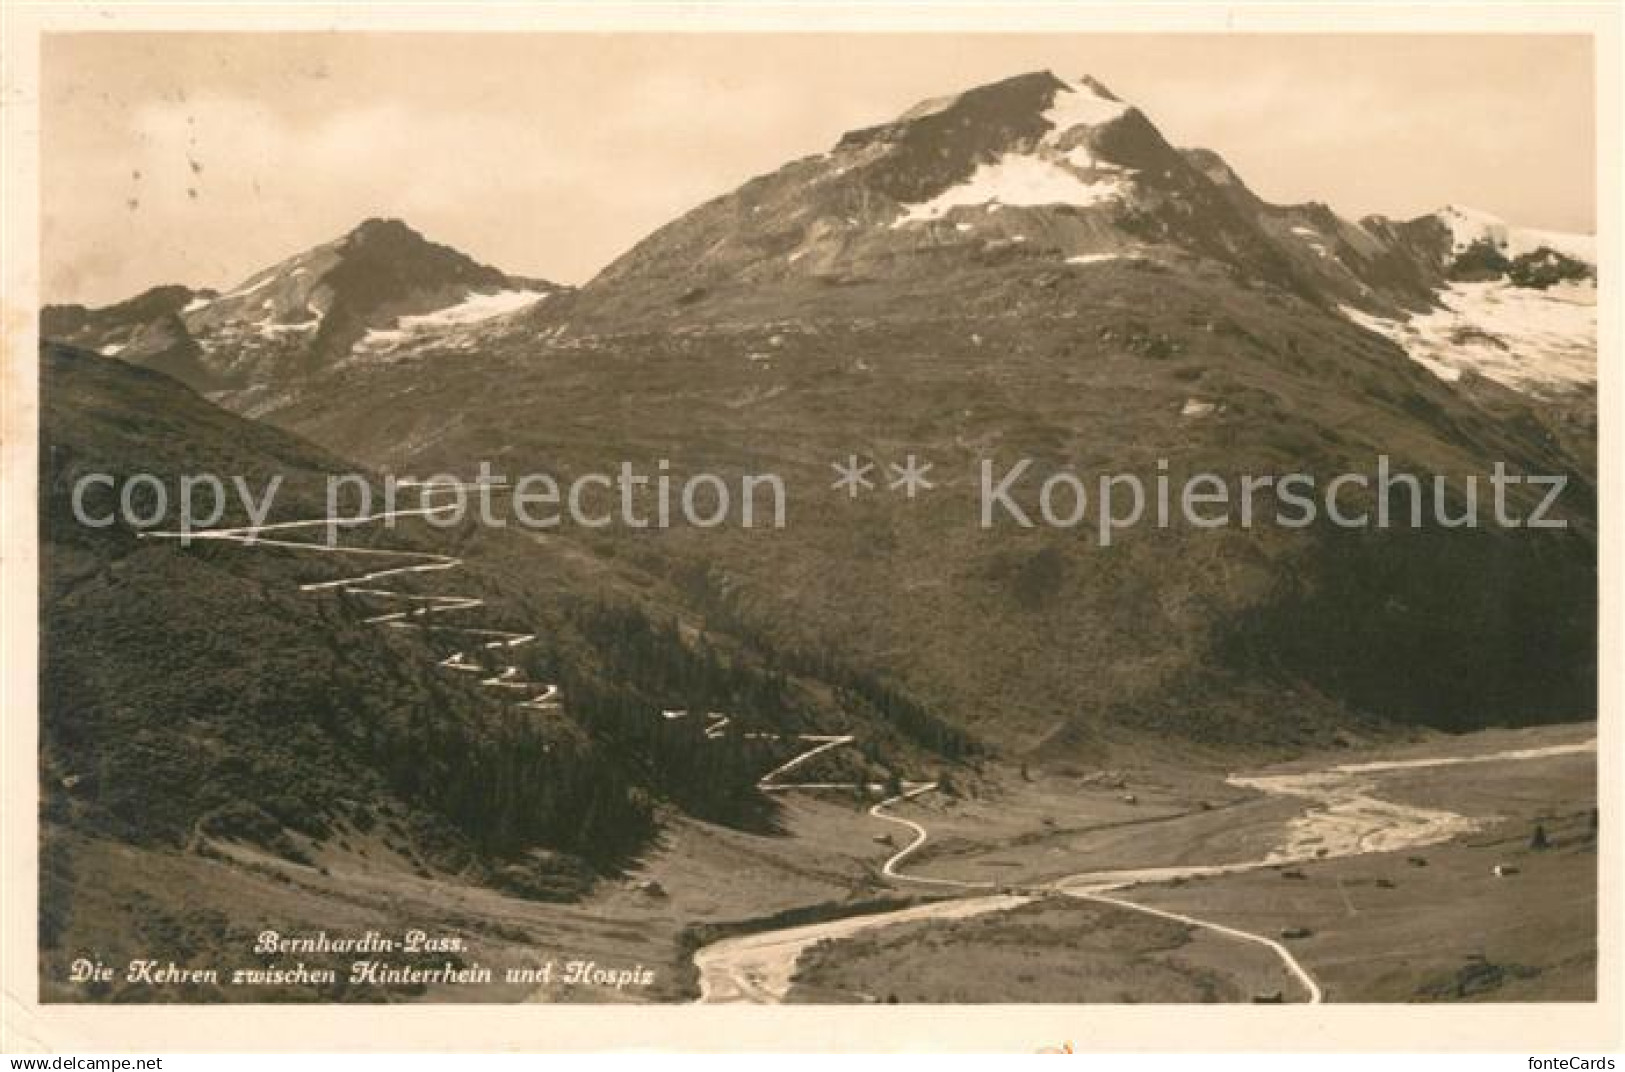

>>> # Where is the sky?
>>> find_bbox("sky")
[41,33,1595,306]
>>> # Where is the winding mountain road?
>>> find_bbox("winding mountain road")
[140,481,563,711]
[694,739,1596,1004]
[136,492,1591,1006]
[1070,890,1323,1003]
[140,481,888,790]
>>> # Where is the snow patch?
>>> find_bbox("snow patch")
[255,319,316,338]
[898,92,961,122]
[355,289,549,354]
[358,327,409,350]
[1340,280,1595,395]
[893,153,1127,225]
[219,272,278,301]
[1066,253,1119,265]
[396,289,550,331]
[1438,205,1595,266]
[1042,78,1130,135]
[1061,145,1129,172]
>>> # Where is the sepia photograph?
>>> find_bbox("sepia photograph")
[1,1,1618,1058]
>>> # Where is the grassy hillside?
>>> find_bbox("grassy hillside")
[266,259,1596,756]
[41,346,655,875]
[39,344,976,999]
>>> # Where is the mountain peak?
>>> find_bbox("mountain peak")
[1181,146,1247,189]
[882,70,1129,136]
[821,69,1144,212]
[584,67,1310,314]
[1431,203,1595,266]
[351,215,416,233]
[1072,73,1122,102]
[1437,203,1503,226]
[43,214,557,395]
[343,216,434,251]
[1039,74,1132,136]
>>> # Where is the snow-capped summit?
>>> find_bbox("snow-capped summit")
[46,70,1597,408]
[1434,203,1595,266]
[882,70,1130,146]
[890,75,1138,226]
[570,69,1597,402]
[582,69,1305,318]
[42,218,561,400]
[1337,204,1597,398]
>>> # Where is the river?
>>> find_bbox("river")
[693,739,1595,1003]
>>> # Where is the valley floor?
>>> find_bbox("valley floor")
[40,722,1596,1004]
[784,723,1596,1003]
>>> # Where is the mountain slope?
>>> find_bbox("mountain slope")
[41,337,973,860]
[45,70,1598,763]
[40,343,652,876]
[1338,205,1596,401]
[269,268,1596,754]
[45,75,1594,407]
[570,71,1313,326]
[42,219,564,402]
[43,338,1012,997]
[552,70,1593,405]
